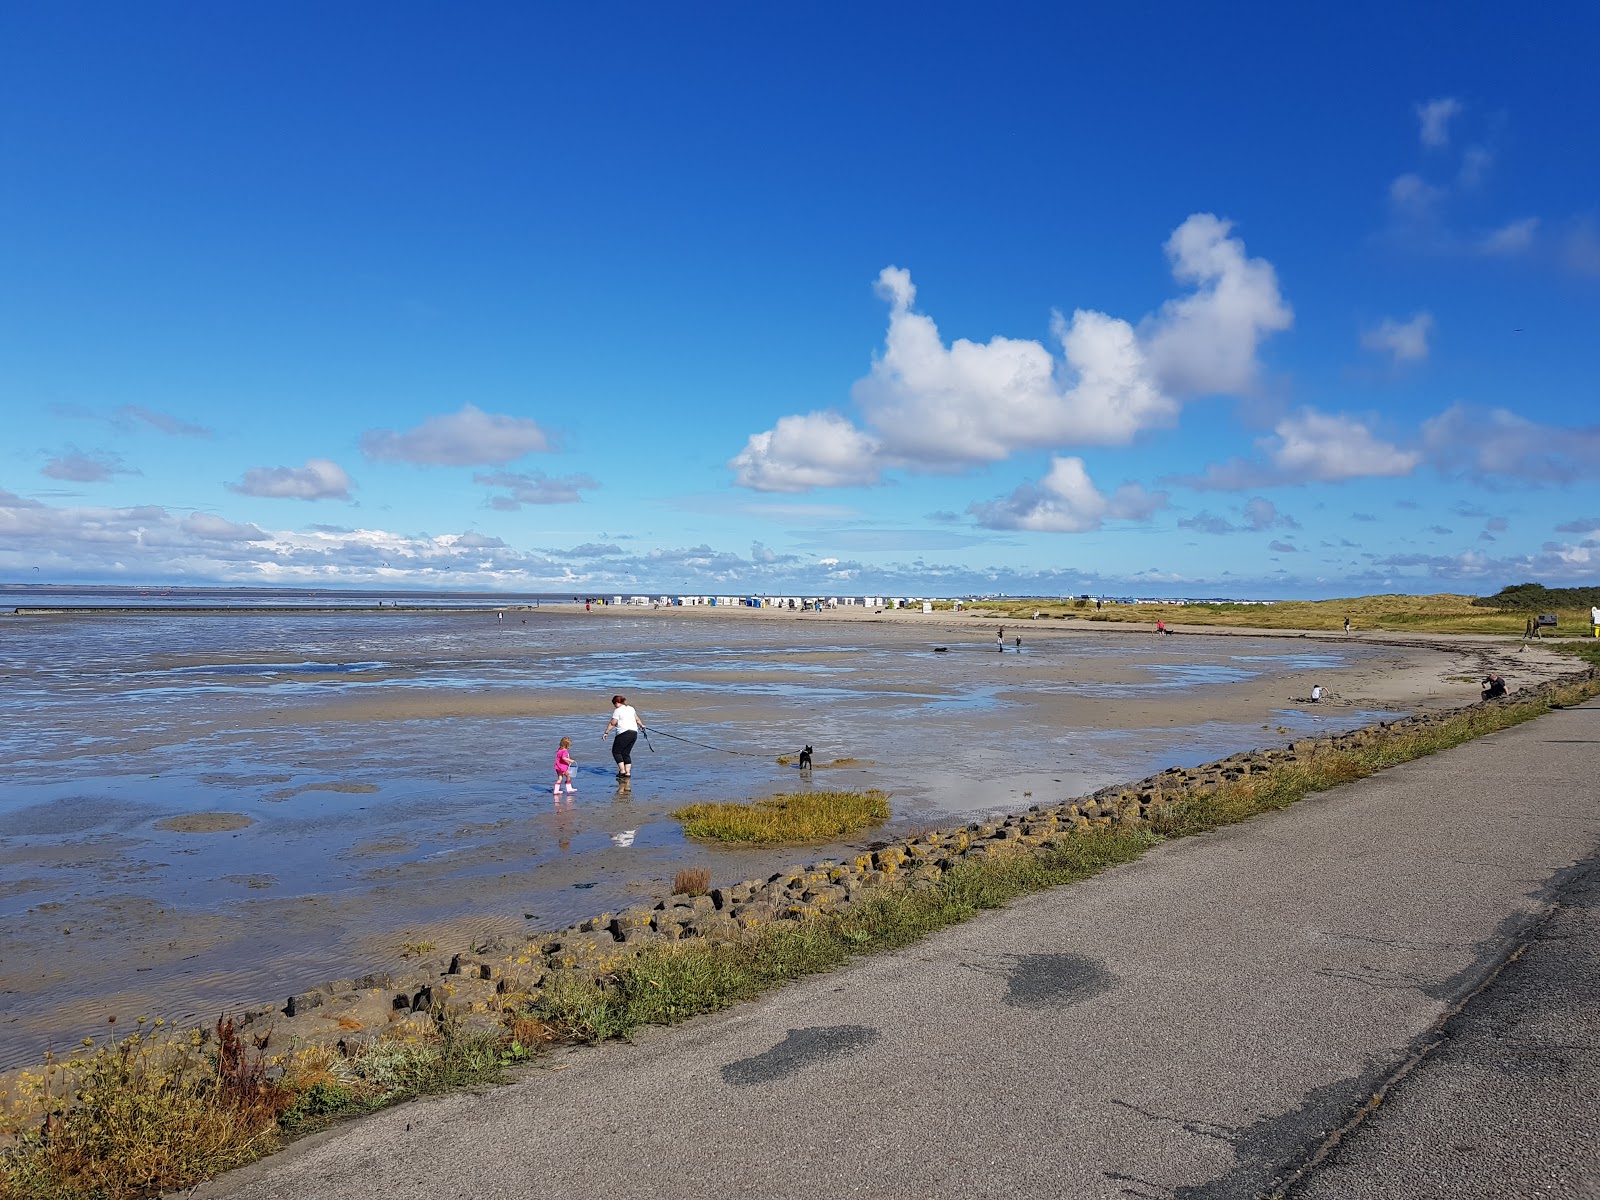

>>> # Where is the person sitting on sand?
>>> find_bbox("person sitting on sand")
[1481,673,1507,700]
[1310,685,1323,703]
[602,694,645,778]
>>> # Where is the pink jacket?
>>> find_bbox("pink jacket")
[555,747,572,774]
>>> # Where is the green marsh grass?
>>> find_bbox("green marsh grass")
[673,789,890,844]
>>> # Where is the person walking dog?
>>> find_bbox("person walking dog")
[602,694,646,778]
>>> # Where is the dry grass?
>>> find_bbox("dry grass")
[672,867,712,896]
[0,1018,287,1200]
[673,789,891,845]
[970,592,1595,636]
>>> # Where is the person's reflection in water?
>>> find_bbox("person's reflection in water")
[615,776,632,800]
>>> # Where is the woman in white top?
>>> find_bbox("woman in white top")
[602,694,645,778]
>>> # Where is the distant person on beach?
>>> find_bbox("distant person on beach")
[1310,685,1323,703]
[553,736,575,798]
[1344,616,1351,633]
[1155,620,1165,635]
[1014,636,1021,652]
[1481,673,1507,700]
[997,627,1004,652]
[602,694,645,778]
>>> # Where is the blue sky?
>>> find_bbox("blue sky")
[3,3,1598,598]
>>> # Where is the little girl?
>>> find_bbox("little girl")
[553,737,575,796]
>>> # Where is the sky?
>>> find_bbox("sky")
[3,3,1599,599]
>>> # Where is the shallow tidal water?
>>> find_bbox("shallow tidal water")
[0,609,1392,1068]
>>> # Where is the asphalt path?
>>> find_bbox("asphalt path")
[204,700,1600,1200]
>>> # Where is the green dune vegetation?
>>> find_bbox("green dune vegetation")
[970,584,1600,638]
[673,789,891,845]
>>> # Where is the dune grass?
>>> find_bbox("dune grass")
[970,592,1596,636]
[673,789,890,844]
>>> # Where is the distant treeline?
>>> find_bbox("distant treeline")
[1472,582,1600,610]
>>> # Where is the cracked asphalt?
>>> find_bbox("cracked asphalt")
[202,700,1600,1200]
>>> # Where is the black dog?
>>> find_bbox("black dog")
[797,745,813,770]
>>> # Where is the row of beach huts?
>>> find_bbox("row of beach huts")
[595,595,964,611]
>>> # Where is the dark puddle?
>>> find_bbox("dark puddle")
[722,1024,882,1085]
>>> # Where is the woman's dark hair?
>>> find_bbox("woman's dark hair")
[612,694,626,704]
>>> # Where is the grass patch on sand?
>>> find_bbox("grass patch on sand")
[673,789,890,845]
[970,591,1596,636]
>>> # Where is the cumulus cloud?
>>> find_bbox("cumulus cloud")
[362,404,551,466]
[1360,312,1433,363]
[729,411,883,492]
[564,542,622,557]
[474,469,599,509]
[1141,213,1293,396]
[1416,97,1463,147]
[968,456,1168,533]
[1175,408,1419,490]
[229,459,353,500]
[41,448,138,483]
[1423,405,1600,485]
[733,214,1290,490]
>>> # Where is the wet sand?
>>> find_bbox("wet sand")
[0,605,1569,1068]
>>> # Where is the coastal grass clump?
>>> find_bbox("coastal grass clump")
[0,1018,287,1200]
[0,1009,514,1200]
[672,867,712,897]
[673,789,890,845]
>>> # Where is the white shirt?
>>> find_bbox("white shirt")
[1311,686,1323,701]
[611,704,640,733]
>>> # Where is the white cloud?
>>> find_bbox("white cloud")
[474,469,599,509]
[969,456,1168,532]
[729,411,884,492]
[1360,312,1434,364]
[1141,213,1293,396]
[229,459,353,500]
[1268,410,1421,482]
[1423,404,1600,484]
[1477,217,1538,257]
[1416,97,1463,148]
[1174,408,1419,490]
[735,214,1290,490]
[361,404,551,466]
[41,448,138,483]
